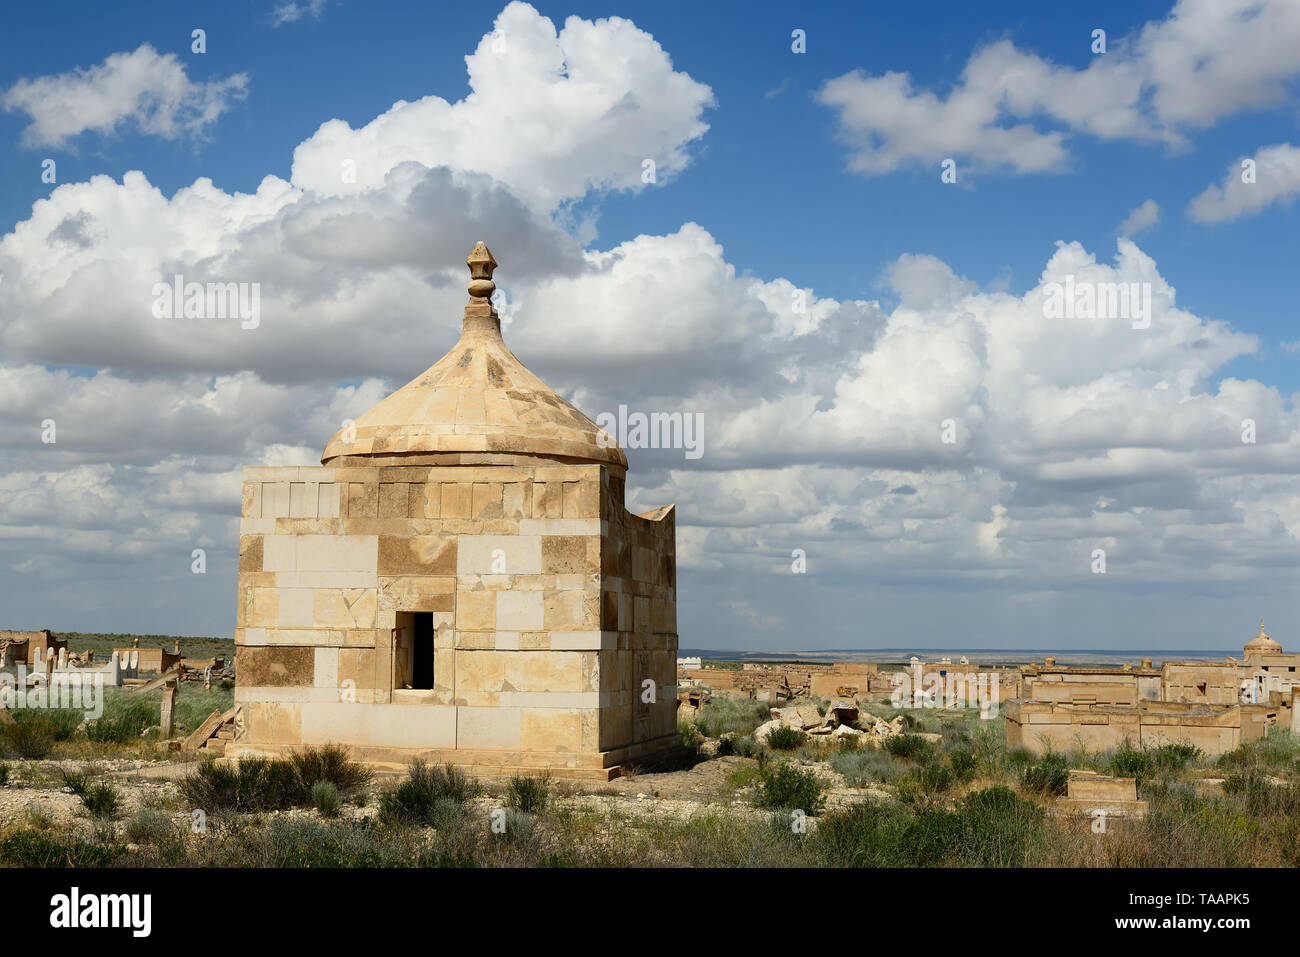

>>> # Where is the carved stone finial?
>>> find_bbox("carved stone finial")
[467,241,497,301]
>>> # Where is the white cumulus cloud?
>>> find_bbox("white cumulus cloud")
[817,0,1300,176]
[289,1,715,211]
[1188,143,1300,222]
[2,44,248,148]
[1119,199,1160,235]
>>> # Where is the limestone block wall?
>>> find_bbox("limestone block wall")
[685,668,738,689]
[1004,699,1282,756]
[235,462,677,773]
[111,646,181,674]
[1161,662,1242,705]
[1248,653,1300,699]
[1022,672,1140,706]
[811,670,877,698]
[596,471,679,755]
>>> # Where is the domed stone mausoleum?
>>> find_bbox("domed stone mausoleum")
[230,244,679,778]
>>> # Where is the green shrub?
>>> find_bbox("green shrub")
[196,816,437,868]
[830,748,902,787]
[765,726,807,751]
[1110,746,1151,779]
[694,698,770,738]
[949,748,977,782]
[680,722,704,750]
[0,829,121,867]
[1,717,56,759]
[1110,797,1256,867]
[180,757,294,812]
[23,708,83,740]
[1007,746,1036,766]
[814,800,912,866]
[60,767,91,795]
[505,774,550,813]
[494,809,537,845]
[179,745,371,812]
[1223,771,1300,816]
[312,780,342,818]
[1253,730,1300,769]
[125,808,177,845]
[379,760,482,825]
[958,786,1045,866]
[85,701,156,743]
[729,735,759,758]
[836,734,863,753]
[941,726,974,751]
[1151,743,1201,770]
[1021,754,1069,796]
[884,733,934,761]
[1219,729,1300,774]
[80,781,119,818]
[726,761,764,791]
[757,763,825,814]
[289,743,372,793]
[919,761,954,793]
[180,758,244,812]
[900,809,965,865]
[824,786,1044,867]
[894,762,956,811]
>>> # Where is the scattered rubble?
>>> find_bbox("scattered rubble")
[752,698,906,744]
[181,705,241,754]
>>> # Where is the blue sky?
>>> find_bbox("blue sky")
[2,0,1300,650]
[3,0,1293,335]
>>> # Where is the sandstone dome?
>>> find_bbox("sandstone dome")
[321,242,626,472]
[1244,620,1283,655]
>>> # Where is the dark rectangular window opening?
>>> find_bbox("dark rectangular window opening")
[412,612,434,690]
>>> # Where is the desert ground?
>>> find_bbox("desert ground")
[1,676,1297,868]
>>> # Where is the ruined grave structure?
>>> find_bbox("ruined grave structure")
[1006,620,1300,755]
[0,628,65,667]
[230,243,679,779]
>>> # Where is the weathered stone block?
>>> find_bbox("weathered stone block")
[521,708,583,752]
[496,591,544,630]
[239,535,263,573]
[457,590,495,631]
[457,535,540,575]
[472,482,504,518]
[339,648,377,691]
[347,482,378,518]
[502,482,531,519]
[378,535,457,576]
[440,482,472,518]
[541,535,587,574]
[378,483,410,518]
[238,646,315,687]
[457,706,521,749]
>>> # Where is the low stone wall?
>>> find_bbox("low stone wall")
[1004,697,1286,756]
